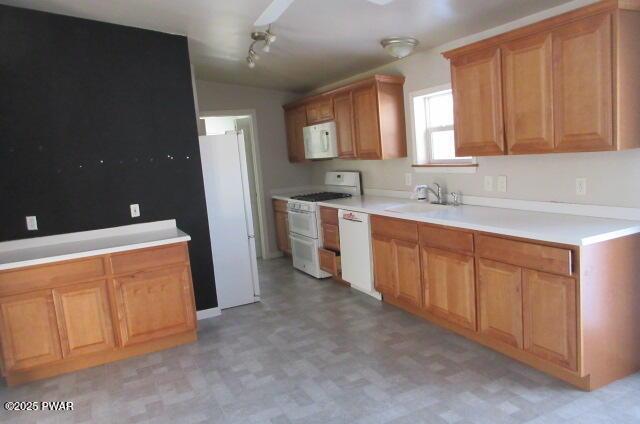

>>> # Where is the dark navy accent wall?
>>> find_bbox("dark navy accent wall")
[0,5,217,309]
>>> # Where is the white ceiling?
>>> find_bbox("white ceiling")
[2,0,574,92]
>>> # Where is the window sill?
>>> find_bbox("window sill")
[412,164,478,174]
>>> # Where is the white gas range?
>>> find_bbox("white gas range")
[286,171,361,278]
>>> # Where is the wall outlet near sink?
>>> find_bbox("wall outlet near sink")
[484,176,494,192]
[497,175,507,193]
[576,178,587,196]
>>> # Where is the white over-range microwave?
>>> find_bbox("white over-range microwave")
[303,121,338,159]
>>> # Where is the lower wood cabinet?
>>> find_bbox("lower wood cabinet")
[113,266,196,347]
[393,239,422,307]
[422,248,476,330]
[523,269,577,371]
[478,259,523,348]
[371,218,421,308]
[0,290,62,371]
[53,280,115,358]
[372,235,422,306]
[369,215,628,390]
[0,242,197,386]
[273,199,291,255]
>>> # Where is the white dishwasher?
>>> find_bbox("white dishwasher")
[338,209,382,300]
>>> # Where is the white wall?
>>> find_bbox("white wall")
[195,80,312,257]
[308,0,640,209]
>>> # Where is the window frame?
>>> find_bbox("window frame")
[409,84,477,172]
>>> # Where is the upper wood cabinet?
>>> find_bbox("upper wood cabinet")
[503,33,554,154]
[451,47,505,156]
[552,13,612,152]
[283,75,407,161]
[332,91,357,158]
[443,2,640,156]
[0,290,62,371]
[353,83,382,159]
[284,106,307,163]
[306,97,333,124]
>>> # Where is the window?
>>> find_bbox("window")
[410,85,475,169]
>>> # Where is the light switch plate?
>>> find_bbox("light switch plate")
[576,178,587,196]
[404,173,412,187]
[26,216,38,231]
[497,175,507,193]
[130,204,141,218]
[484,176,494,192]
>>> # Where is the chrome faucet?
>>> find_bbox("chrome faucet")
[426,183,445,204]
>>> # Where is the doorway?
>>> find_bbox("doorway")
[200,113,267,260]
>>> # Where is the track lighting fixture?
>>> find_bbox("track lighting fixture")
[246,25,276,68]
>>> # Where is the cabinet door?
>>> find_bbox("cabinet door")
[372,234,395,296]
[523,270,577,370]
[322,223,340,252]
[393,239,422,308]
[275,210,291,254]
[333,91,357,158]
[451,47,505,156]
[53,280,115,357]
[422,248,476,330]
[0,290,62,371]
[478,259,523,348]
[306,98,333,124]
[113,266,196,346]
[553,13,613,152]
[353,84,382,159]
[284,106,308,162]
[503,33,554,154]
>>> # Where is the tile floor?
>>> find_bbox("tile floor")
[1,257,639,423]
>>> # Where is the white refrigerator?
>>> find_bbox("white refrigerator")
[199,131,260,309]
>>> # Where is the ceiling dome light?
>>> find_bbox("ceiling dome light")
[381,37,419,59]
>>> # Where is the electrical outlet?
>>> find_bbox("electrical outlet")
[404,173,412,187]
[130,204,141,218]
[484,176,494,192]
[497,175,507,193]
[26,216,38,231]
[576,178,587,196]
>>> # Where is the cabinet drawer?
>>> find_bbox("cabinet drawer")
[320,206,339,225]
[110,243,189,274]
[319,248,341,276]
[419,224,474,255]
[477,235,572,276]
[0,257,106,297]
[273,199,288,213]
[322,223,340,252]
[371,216,418,242]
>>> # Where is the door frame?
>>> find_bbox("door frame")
[199,109,269,261]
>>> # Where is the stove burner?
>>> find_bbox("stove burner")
[290,192,353,202]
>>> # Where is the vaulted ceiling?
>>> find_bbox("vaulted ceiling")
[2,0,575,92]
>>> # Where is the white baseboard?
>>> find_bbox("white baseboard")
[263,250,284,260]
[197,307,221,320]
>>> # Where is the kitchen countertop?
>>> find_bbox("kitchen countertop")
[0,220,190,271]
[315,195,640,246]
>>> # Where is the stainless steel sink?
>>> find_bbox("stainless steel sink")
[384,203,453,214]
